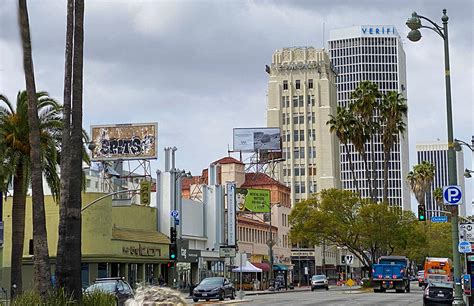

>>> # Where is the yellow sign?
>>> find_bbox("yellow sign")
[346,278,355,287]
[140,181,151,206]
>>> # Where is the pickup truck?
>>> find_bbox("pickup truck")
[372,256,411,293]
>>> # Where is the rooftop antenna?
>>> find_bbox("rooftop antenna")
[322,22,325,50]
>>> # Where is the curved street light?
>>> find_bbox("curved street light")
[406,9,464,305]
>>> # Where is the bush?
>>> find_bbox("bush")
[361,278,372,288]
[11,289,115,306]
[82,291,116,306]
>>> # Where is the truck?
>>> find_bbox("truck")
[422,257,453,288]
[372,256,411,293]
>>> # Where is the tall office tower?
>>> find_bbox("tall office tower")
[416,142,466,217]
[328,25,410,210]
[266,47,340,205]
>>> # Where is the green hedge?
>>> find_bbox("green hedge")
[11,289,116,306]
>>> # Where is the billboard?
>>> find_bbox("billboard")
[90,123,158,161]
[233,128,281,152]
[236,188,270,213]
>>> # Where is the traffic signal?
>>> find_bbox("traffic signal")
[170,227,177,243]
[167,261,175,268]
[418,205,426,221]
[169,242,177,260]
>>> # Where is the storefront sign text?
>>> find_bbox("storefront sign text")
[122,244,162,257]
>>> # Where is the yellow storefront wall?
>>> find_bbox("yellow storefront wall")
[1,193,169,289]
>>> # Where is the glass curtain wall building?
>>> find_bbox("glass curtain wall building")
[328,25,410,210]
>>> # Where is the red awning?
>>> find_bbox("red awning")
[252,262,271,272]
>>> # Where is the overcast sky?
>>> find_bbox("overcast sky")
[1,0,472,209]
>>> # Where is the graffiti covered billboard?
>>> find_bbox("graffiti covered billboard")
[90,123,158,161]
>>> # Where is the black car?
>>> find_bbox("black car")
[85,277,134,306]
[423,281,454,305]
[311,275,329,291]
[192,277,235,302]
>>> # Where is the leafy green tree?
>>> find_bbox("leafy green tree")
[350,81,382,201]
[289,189,416,274]
[0,91,61,296]
[380,91,408,203]
[327,106,359,195]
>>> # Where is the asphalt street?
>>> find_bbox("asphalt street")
[190,282,424,305]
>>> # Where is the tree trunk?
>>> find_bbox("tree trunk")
[370,137,378,202]
[383,146,390,204]
[55,0,74,293]
[10,163,26,298]
[18,0,52,296]
[361,148,373,201]
[344,143,359,196]
[64,0,85,300]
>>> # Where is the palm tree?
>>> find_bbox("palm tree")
[350,81,382,201]
[407,161,436,209]
[327,106,360,195]
[0,91,62,296]
[56,0,85,299]
[379,91,408,203]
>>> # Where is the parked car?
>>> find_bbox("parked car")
[192,277,235,302]
[423,281,454,305]
[311,275,329,291]
[84,277,133,306]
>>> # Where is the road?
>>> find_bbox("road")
[190,282,424,305]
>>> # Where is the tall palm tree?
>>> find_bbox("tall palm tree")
[350,81,382,201]
[407,161,436,209]
[0,91,62,297]
[327,106,360,195]
[379,91,408,203]
[56,0,85,299]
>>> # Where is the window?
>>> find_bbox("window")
[295,80,301,89]
[299,96,304,107]
[283,80,288,90]
[308,79,313,89]
[299,130,305,141]
[293,148,300,159]
[293,130,299,142]
[86,179,91,188]
[292,96,298,107]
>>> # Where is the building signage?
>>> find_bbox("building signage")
[236,188,270,213]
[90,122,158,161]
[291,251,315,257]
[233,128,281,152]
[361,26,396,36]
[271,60,325,72]
[177,240,201,263]
[122,244,162,257]
[227,182,237,246]
[219,246,237,258]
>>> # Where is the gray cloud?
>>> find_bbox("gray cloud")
[0,0,472,206]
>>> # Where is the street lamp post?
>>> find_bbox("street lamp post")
[406,9,463,304]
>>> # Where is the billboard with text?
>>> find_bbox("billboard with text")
[236,188,270,213]
[90,123,158,161]
[233,128,281,152]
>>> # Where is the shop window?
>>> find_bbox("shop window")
[81,263,89,288]
[98,262,108,278]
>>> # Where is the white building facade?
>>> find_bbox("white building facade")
[328,25,410,210]
[416,142,466,217]
[266,47,341,204]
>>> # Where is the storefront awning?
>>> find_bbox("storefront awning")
[252,262,271,272]
[112,227,170,244]
[273,264,289,271]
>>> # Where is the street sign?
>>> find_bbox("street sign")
[443,185,462,205]
[431,216,448,223]
[170,210,179,218]
[345,255,354,265]
[459,241,472,253]
[346,278,355,287]
[460,223,474,242]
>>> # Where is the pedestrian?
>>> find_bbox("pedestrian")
[158,274,165,287]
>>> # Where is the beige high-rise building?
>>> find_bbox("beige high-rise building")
[266,47,340,204]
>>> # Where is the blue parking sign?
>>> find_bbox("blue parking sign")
[443,185,462,205]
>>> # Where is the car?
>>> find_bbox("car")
[84,277,133,306]
[423,281,454,305]
[417,270,425,287]
[311,275,329,291]
[192,277,235,302]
